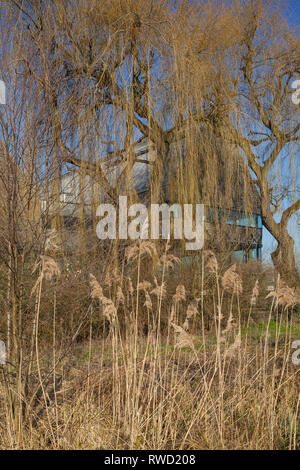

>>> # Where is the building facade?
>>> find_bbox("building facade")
[42,139,263,261]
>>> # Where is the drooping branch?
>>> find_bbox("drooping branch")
[281,199,300,228]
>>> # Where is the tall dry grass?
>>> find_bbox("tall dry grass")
[0,244,299,450]
[0,0,299,450]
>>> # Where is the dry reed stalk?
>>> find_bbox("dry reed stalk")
[250,279,259,306]
[221,264,243,295]
[171,323,194,350]
[266,282,300,309]
[173,284,186,302]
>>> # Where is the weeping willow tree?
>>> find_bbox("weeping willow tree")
[214,0,300,285]
[6,0,299,284]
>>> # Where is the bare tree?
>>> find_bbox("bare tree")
[7,0,227,201]
[7,0,299,285]
[215,0,300,285]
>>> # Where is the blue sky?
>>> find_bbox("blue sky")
[1,0,299,267]
[284,0,300,29]
[262,0,300,266]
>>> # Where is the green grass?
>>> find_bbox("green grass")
[242,319,300,341]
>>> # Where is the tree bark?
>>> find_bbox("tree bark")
[270,230,299,288]
[261,193,300,287]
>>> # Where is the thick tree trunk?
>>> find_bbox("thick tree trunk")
[259,181,300,287]
[271,231,300,287]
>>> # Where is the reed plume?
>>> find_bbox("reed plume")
[221,264,243,294]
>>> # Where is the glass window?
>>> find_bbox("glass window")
[207,208,262,229]
[227,210,237,225]
[236,214,247,226]
[206,207,216,223]
[248,249,257,260]
[246,215,256,228]
[256,215,262,228]
[231,250,244,263]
